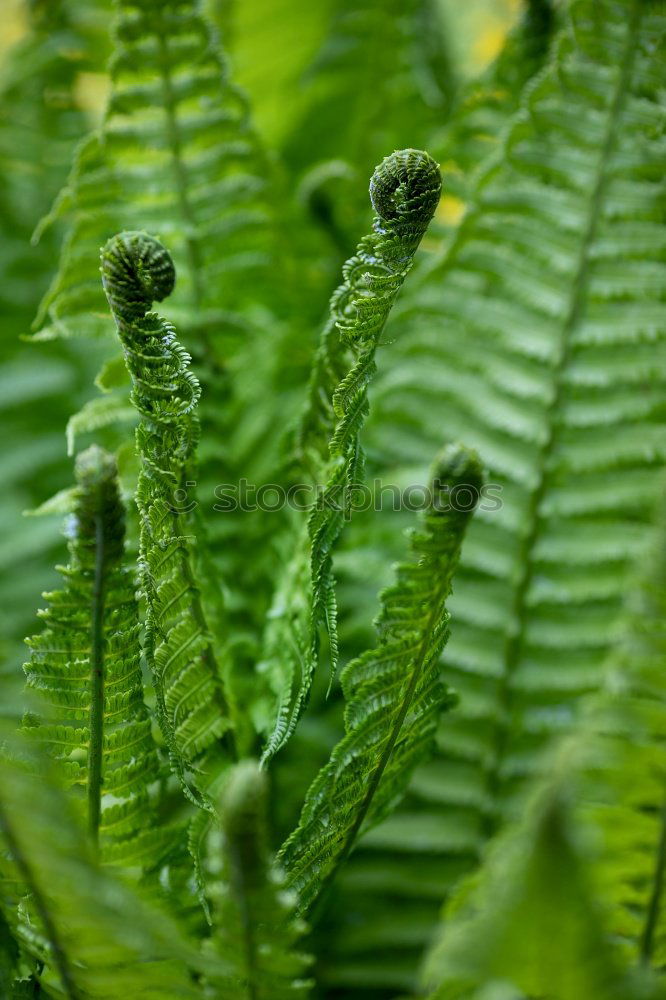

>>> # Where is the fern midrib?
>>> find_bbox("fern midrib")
[483,0,642,836]
[314,568,449,905]
[87,508,106,845]
[0,803,81,1000]
[227,838,259,1000]
[640,790,666,964]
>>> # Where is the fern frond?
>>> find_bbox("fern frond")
[423,487,666,999]
[260,149,442,762]
[101,231,235,799]
[34,0,275,345]
[22,445,166,866]
[0,728,209,998]
[279,445,482,913]
[326,2,666,985]
[204,760,312,998]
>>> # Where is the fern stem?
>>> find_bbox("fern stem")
[0,803,81,1000]
[87,509,106,845]
[484,0,642,836]
[640,793,666,964]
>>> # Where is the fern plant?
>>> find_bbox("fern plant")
[23,444,164,864]
[2,0,666,997]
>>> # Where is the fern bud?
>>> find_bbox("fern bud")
[430,443,484,516]
[369,148,441,237]
[100,230,175,322]
[72,445,125,567]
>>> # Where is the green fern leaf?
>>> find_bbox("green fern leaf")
[22,445,168,866]
[100,230,235,801]
[279,445,482,913]
[260,149,442,762]
[204,760,313,998]
[431,0,558,214]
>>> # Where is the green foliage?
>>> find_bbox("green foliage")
[23,444,164,864]
[204,761,312,998]
[280,445,482,913]
[260,149,442,761]
[0,0,104,679]
[2,0,666,997]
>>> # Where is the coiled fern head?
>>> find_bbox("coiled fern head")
[369,148,441,238]
[100,230,176,321]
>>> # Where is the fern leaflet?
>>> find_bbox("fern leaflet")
[0,727,207,998]
[423,489,666,999]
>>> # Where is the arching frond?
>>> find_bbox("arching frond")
[23,445,167,867]
[100,231,235,800]
[204,761,312,999]
[279,445,482,913]
[260,149,442,762]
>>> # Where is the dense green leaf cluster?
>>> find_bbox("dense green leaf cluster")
[1,0,665,997]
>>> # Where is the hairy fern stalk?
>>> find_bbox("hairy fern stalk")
[2,0,666,997]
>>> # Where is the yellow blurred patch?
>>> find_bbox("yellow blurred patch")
[0,0,28,60]
[436,195,466,227]
[472,22,508,68]
[74,72,111,122]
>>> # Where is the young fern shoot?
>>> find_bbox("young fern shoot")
[261,149,442,762]
[23,445,164,867]
[205,761,312,999]
[100,232,234,804]
[279,444,482,912]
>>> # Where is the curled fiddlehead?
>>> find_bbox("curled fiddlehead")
[101,231,234,802]
[262,150,442,762]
